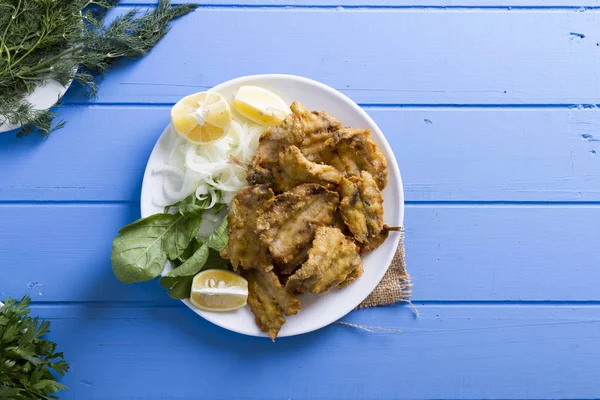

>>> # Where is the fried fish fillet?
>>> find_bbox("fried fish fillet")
[338,171,384,243]
[247,102,343,185]
[359,225,402,254]
[274,247,309,276]
[286,227,363,295]
[338,262,364,289]
[221,185,274,271]
[257,183,339,267]
[273,145,343,192]
[244,269,300,340]
[359,227,389,254]
[325,128,388,189]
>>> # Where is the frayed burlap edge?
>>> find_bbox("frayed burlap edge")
[357,229,411,308]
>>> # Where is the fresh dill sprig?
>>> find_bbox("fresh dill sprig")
[0,0,198,137]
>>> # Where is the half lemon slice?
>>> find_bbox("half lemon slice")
[190,269,248,312]
[232,86,291,126]
[171,92,232,144]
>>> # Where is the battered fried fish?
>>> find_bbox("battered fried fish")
[325,128,388,189]
[359,225,402,254]
[256,183,339,267]
[274,247,309,276]
[221,185,274,271]
[359,227,389,254]
[286,227,363,295]
[245,268,300,340]
[338,171,384,243]
[338,262,364,289]
[247,102,343,185]
[273,145,343,192]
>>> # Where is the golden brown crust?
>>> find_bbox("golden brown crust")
[247,102,343,185]
[244,269,300,341]
[324,128,388,190]
[359,226,390,254]
[338,171,384,243]
[256,184,339,266]
[286,227,363,295]
[237,103,394,339]
[273,146,343,193]
[338,262,364,289]
[221,185,274,271]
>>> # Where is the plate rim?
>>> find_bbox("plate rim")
[0,79,73,133]
[140,73,404,338]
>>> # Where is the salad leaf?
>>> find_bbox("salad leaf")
[111,213,199,284]
[112,197,230,299]
[171,238,203,267]
[165,277,194,299]
[159,244,210,289]
[165,192,224,219]
[0,296,69,398]
[177,193,207,219]
[207,217,229,252]
[165,216,203,260]
[159,217,232,299]
[213,203,226,215]
[161,248,231,299]
[205,249,231,271]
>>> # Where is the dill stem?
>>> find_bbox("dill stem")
[0,0,23,64]
[6,33,40,52]
[9,33,48,70]
[19,46,83,76]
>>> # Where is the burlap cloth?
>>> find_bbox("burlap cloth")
[357,229,411,308]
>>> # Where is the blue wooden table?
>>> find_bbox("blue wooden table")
[2,1,600,398]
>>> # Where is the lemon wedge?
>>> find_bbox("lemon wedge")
[171,92,232,144]
[232,86,291,126]
[190,269,248,312]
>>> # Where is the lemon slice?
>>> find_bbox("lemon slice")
[171,92,232,144]
[190,269,248,312]
[232,86,291,126]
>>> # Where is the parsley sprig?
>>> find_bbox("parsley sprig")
[0,296,69,399]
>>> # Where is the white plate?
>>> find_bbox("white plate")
[0,79,72,133]
[140,74,404,338]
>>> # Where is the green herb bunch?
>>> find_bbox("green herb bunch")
[0,296,69,399]
[0,0,197,137]
[111,192,231,299]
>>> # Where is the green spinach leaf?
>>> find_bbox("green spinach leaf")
[165,276,194,299]
[165,216,203,260]
[205,249,231,271]
[213,203,226,215]
[159,244,210,289]
[207,217,229,252]
[111,213,199,284]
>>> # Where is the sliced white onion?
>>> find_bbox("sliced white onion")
[153,120,264,206]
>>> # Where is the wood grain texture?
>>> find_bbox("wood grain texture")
[2,106,600,201]
[1,4,599,398]
[31,304,600,399]
[2,204,599,302]
[120,1,600,6]
[60,8,600,106]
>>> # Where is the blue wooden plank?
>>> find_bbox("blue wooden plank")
[119,1,600,6]
[2,106,600,202]
[29,304,600,399]
[59,8,600,106]
[2,204,599,302]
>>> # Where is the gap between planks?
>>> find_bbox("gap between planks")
[3,200,600,207]
[116,4,600,11]
[58,103,600,109]
[26,300,600,308]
